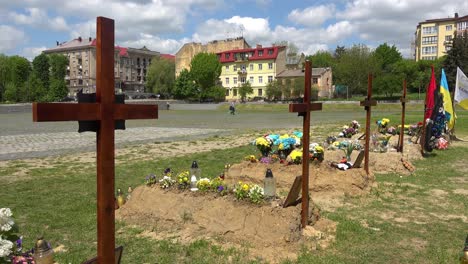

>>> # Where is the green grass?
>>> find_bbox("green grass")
[1,106,467,263]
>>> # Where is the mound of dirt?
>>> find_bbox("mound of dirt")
[116,186,335,263]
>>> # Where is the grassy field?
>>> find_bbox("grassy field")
[0,103,467,263]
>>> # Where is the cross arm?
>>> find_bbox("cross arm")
[289,102,322,113]
[33,102,100,122]
[113,104,158,120]
[359,99,377,107]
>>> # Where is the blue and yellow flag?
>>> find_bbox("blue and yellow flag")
[440,69,455,130]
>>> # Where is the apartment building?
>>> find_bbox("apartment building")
[175,37,250,77]
[216,45,287,101]
[414,13,468,61]
[276,68,333,98]
[43,37,160,95]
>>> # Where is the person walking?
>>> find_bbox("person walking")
[166,101,170,110]
[229,102,236,115]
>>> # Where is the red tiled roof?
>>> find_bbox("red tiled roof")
[115,46,128,56]
[216,46,286,63]
[160,53,175,61]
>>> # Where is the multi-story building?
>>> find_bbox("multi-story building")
[276,68,333,98]
[43,37,160,95]
[216,45,287,101]
[414,13,468,61]
[175,37,250,77]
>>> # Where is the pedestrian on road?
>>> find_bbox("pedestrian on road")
[229,102,236,115]
[166,101,170,110]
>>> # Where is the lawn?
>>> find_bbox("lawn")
[0,103,467,263]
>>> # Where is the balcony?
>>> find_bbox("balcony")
[237,69,247,75]
[65,76,70,80]
[235,56,248,62]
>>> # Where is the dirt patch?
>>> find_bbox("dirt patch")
[116,186,335,263]
[454,189,468,196]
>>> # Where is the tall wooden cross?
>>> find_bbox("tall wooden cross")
[359,73,377,176]
[288,60,322,228]
[32,17,158,263]
[397,79,407,152]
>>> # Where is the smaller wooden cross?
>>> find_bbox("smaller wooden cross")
[33,17,158,263]
[288,60,322,228]
[359,73,377,176]
[397,79,407,152]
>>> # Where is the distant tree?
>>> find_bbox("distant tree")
[374,71,403,97]
[32,53,50,89]
[48,78,68,101]
[265,80,282,100]
[3,82,17,102]
[0,54,11,101]
[334,46,346,60]
[26,72,46,102]
[189,52,221,93]
[48,54,68,80]
[282,79,292,98]
[202,86,225,102]
[373,43,402,72]
[443,30,468,90]
[292,76,305,97]
[238,82,253,102]
[173,69,198,99]
[145,56,175,98]
[334,44,378,95]
[306,50,334,68]
[2,56,31,102]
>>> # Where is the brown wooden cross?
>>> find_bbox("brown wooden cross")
[288,60,322,228]
[32,17,158,263]
[397,79,407,152]
[359,73,377,176]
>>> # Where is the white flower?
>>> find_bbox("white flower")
[0,208,14,232]
[0,236,14,257]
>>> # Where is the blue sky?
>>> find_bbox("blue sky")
[1,0,468,60]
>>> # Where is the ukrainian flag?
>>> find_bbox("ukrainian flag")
[440,69,455,130]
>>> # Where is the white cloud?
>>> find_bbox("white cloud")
[0,25,27,53]
[21,46,47,61]
[288,4,335,27]
[9,8,69,31]
[120,34,190,54]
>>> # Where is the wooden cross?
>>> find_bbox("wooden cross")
[288,60,322,228]
[397,79,407,152]
[32,17,158,263]
[359,73,377,176]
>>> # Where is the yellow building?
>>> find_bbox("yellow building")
[415,13,468,61]
[217,45,286,101]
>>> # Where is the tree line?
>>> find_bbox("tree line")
[0,53,69,103]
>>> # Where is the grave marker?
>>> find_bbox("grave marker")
[398,79,407,152]
[288,60,322,228]
[32,17,158,263]
[359,74,377,176]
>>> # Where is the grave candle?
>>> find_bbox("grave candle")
[190,161,200,191]
[263,168,276,198]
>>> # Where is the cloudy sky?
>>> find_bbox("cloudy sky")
[1,0,468,60]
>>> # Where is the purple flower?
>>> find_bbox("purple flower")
[217,185,225,192]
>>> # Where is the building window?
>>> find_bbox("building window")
[225,53,230,59]
[422,56,437,60]
[258,50,263,56]
[233,65,237,71]
[445,35,452,42]
[225,89,229,96]
[446,25,452,31]
[233,77,237,84]
[422,26,437,35]
[250,76,254,83]
[258,64,263,70]
[268,63,273,70]
[240,77,246,83]
[312,78,318,84]
[457,21,467,31]
[258,89,263,96]
[422,46,437,54]
[258,76,263,83]
[78,79,83,85]
[268,49,273,55]
[268,76,273,83]
[422,36,437,44]
[249,64,253,71]
[225,65,229,72]
[225,77,229,85]
[233,89,238,96]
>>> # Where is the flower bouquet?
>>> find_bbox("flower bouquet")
[244,155,258,163]
[387,126,397,135]
[376,118,390,134]
[0,208,20,262]
[233,181,250,200]
[210,177,228,195]
[196,178,211,192]
[255,137,272,157]
[145,174,157,186]
[159,175,176,189]
[309,143,324,162]
[248,185,264,204]
[176,171,190,189]
[287,149,303,164]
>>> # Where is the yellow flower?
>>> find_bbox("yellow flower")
[314,146,324,153]
[183,177,188,182]
[333,141,340,147]
[279,134,289,139]
[290,149,303,160]
[255,137,270,147]
[382,118,390,125]
[278,143,284,150]
[242,184,249,191]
